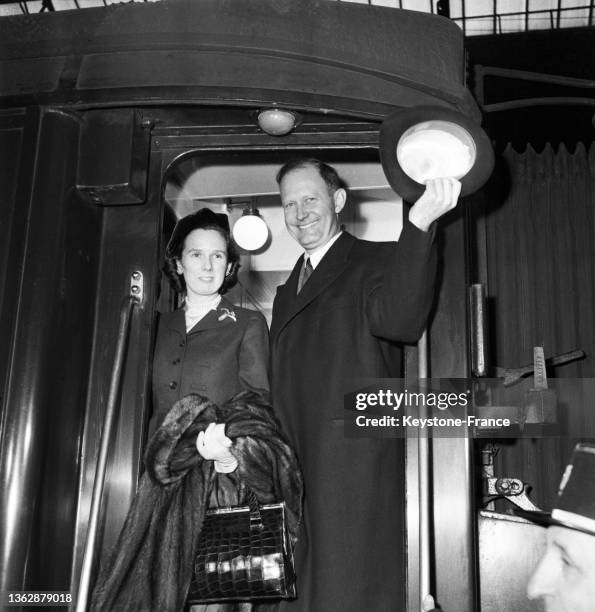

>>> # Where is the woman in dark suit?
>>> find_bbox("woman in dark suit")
[92,210,297,612]
[149,207,269,439]
[153,208,272,611]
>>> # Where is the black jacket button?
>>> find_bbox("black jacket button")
[169,381,177,389]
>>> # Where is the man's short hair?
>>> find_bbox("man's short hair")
[276,158,342,197]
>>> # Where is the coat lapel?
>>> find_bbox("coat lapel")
[270,257,302,340]
[272,232,355,338]
[187,296,238,335]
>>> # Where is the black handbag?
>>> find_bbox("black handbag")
[187,488,297,603]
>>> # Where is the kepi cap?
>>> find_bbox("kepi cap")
[516,443,595,537]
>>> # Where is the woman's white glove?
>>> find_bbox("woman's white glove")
[196,422,238,473]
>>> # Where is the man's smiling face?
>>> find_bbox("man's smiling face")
[280,164,345,254]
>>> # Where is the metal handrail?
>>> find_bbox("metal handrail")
[75,272,143,612]
[417,330,431,611]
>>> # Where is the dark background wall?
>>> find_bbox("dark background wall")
[465,26,594,512]
[467,27,594,151]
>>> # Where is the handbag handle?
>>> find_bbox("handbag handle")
[245,486,265,533]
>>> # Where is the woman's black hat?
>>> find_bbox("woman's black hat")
[166,208,230,258]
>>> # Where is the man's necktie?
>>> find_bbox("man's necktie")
[297,257,313,293]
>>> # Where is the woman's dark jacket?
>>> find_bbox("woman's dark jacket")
[150,297,269,436]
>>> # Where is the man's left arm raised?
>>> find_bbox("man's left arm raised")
[366,177,462,342]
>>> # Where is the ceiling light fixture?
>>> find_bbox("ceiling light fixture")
[257,108,300,136]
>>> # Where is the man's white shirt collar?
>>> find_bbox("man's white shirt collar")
[305,231,343,269]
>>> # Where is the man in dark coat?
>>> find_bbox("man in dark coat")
[269,158,461,611]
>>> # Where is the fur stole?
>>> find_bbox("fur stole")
[90,391,303,612]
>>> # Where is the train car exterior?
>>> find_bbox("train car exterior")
[2,2,592,611]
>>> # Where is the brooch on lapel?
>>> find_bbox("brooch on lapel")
[218,308,237,322]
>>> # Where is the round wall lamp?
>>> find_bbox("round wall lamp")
[232,206,269,251]
[379,106,494,202]
[257,108,300,136]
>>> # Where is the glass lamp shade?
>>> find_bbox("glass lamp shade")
[232,211,269,251]
[396,120,477,184]
[257,109,297,136]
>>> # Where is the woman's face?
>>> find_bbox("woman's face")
[176,228,230,298]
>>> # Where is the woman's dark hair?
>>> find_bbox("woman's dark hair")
[275,157,343,196]
[164,208,240,295]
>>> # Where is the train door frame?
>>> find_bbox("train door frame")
[145,108,476,612]
[0,102,476,611]
[68,110,165,599]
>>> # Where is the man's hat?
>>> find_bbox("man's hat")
[516,443,595,536]
[166,208,230,258]
[379,105,495,203]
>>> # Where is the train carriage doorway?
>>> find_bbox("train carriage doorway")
[69,107,428,605]
[0,2,483,608]
[1,104,475,611]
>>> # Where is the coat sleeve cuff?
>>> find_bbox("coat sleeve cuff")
[398,214,436,254]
